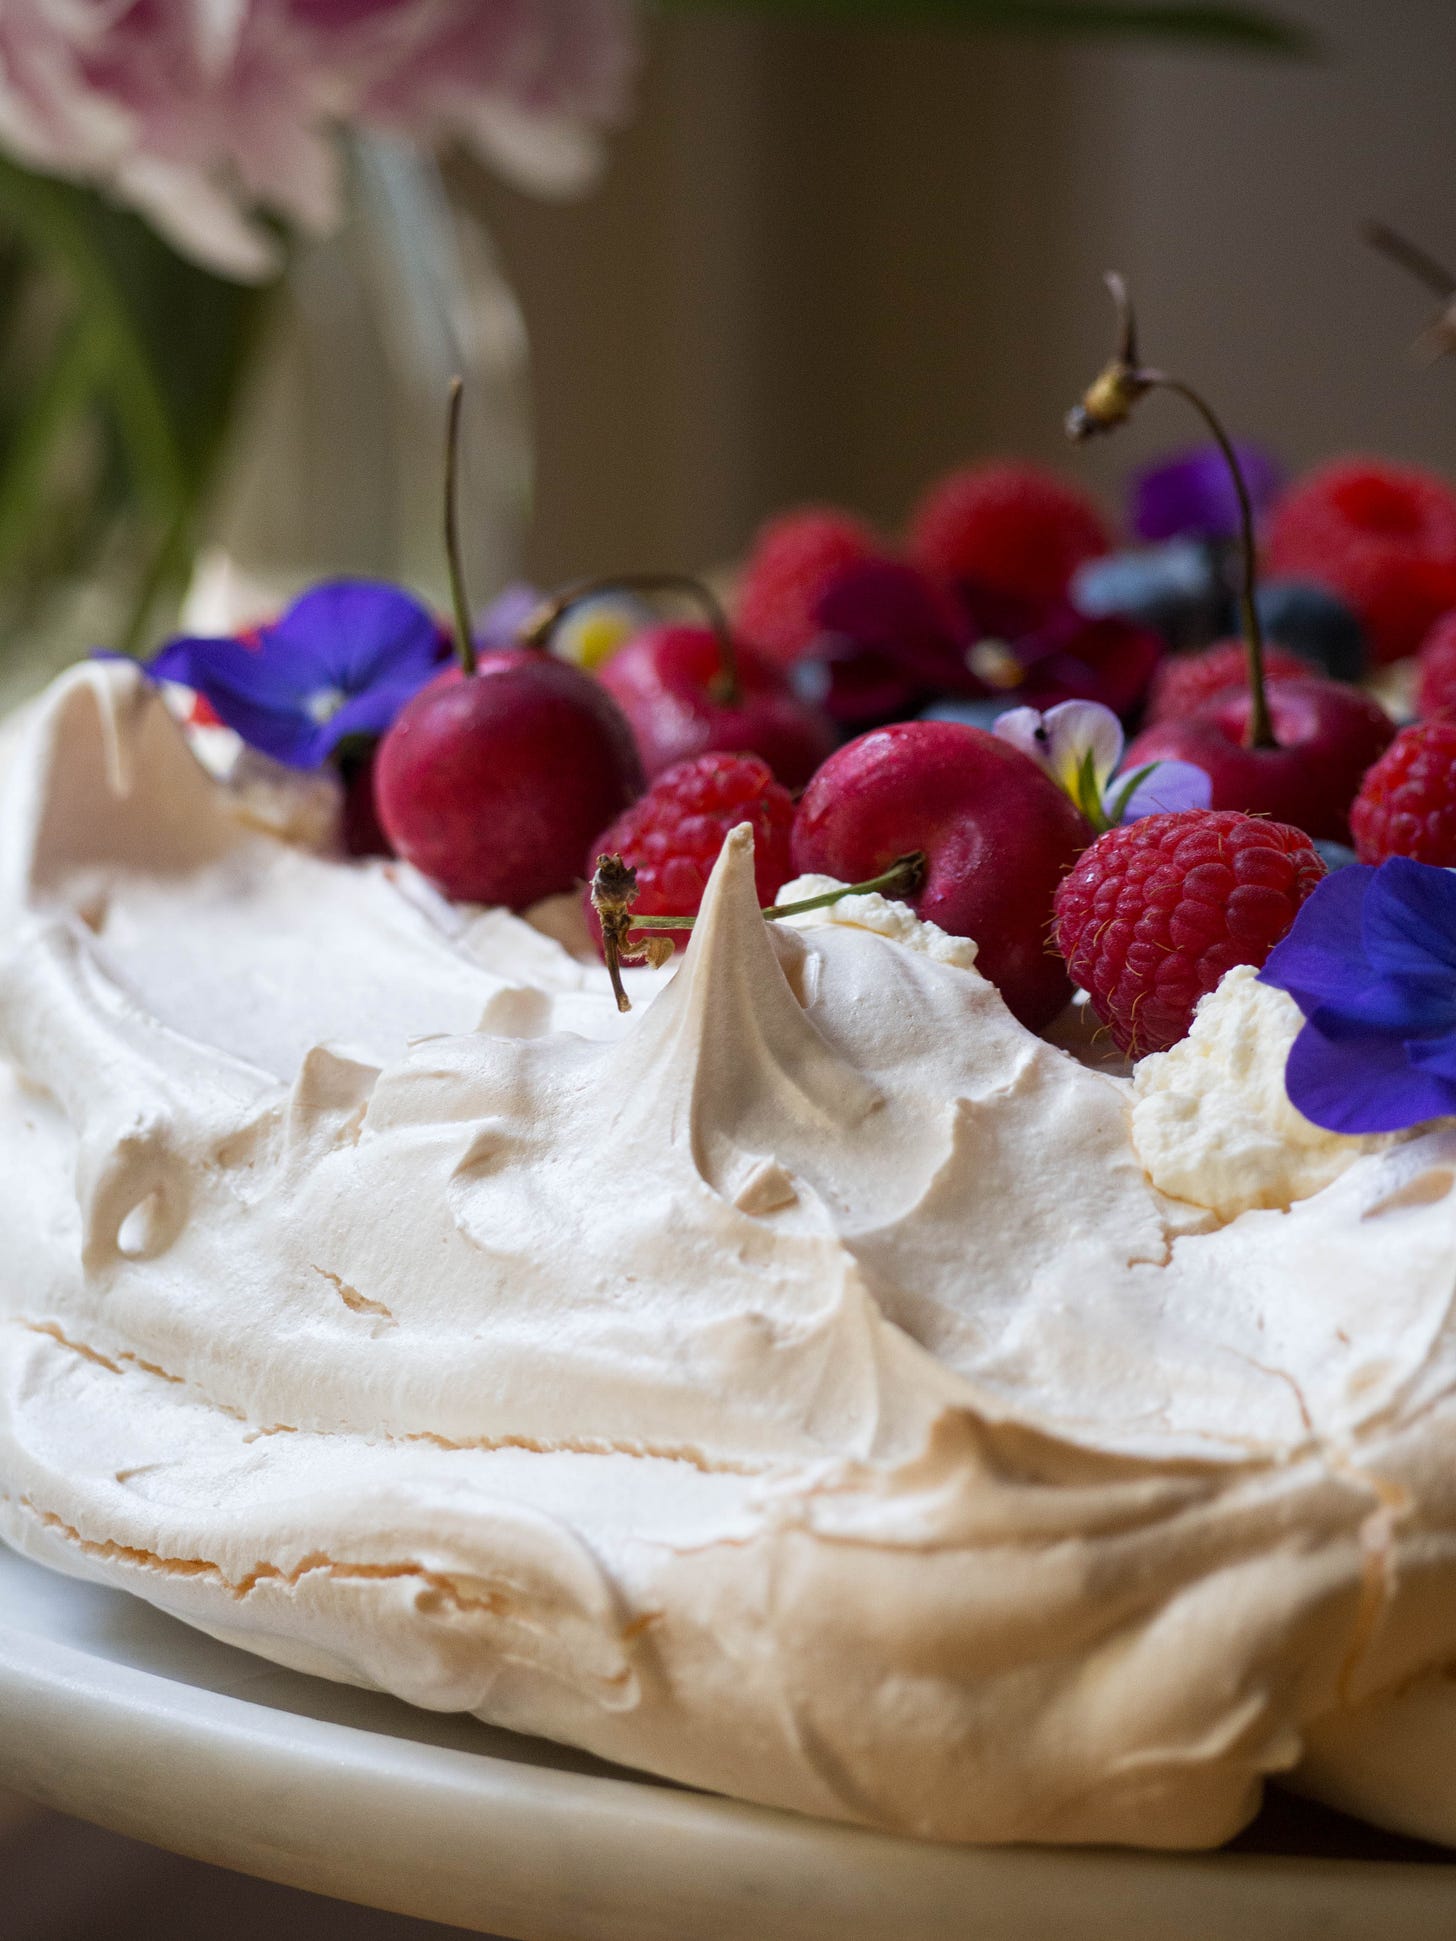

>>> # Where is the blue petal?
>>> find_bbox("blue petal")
[1285,1013,1456,1135]
[1361,857,1456,982]
[268,580,447,692]
[147,636,322,765]
[1130,441,1284,544]
[1259,865,1377,1013]
[311,672,445,761]
[1114,758,1212,822]
[1408,1032,1456,1084]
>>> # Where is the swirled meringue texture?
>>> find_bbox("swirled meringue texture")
[4,661,1456,1850]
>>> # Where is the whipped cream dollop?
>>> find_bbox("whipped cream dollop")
[3,661,1456,1850]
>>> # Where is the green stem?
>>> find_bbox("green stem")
[443,375,477,675]
[1139,370,1275,750]
[627,853,927,930]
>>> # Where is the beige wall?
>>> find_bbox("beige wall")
[466,0,1456,586]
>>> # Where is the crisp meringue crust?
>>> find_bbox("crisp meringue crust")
[3,661,1456,1848]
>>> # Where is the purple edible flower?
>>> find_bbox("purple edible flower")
[1258,857,1456,1134]
[808,557,1162,728]
[148,580,453,770]
[1131,441,1285,544]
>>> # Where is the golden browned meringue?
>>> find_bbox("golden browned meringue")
[3,660,1456,1849]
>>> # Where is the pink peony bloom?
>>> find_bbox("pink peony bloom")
[0,0,638,279]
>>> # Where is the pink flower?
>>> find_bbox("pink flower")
[0,0,638,279]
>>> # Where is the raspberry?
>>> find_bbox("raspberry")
[586,751,794,952]
[1350,721,1456,865]
[908,461,1109,608]
[735,507,879,665]
[1267,459,1456,665]
[1416,610,1456,719]
[1053,809,1324,1057]
[1146,639,1309,723]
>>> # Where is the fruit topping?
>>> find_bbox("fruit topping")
[585,751,794,959]
[735,506,880,665]
[374,382,644,906]
[908,460,1110,608]
[1054,808,1325,1056]
[790,718,1092,1030]
[1124,678,1393,844]
[1350,720,1456,866]
[1416,609,1456,719]
[1146,640,1309,724]
[1066,276,1394,843]
[1266,458,1456,665]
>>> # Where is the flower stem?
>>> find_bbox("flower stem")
[443,375,476,676]
[1066,274,1276,750]
[1148,375,1273,749]
[522,571,741,703]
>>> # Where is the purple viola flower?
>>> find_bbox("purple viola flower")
[808,558,1163,728]
[1258,857,1456,1135]
[1130,441,1285,544]
[148,580,453,770]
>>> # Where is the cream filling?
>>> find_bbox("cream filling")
[2,661,1456,1849]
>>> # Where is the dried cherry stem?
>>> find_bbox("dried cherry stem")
[521,572,741,705]
[1363,220,1456,364]
[1066,273,1276,752]
[589,850,926,1013]
[443,376,476,675]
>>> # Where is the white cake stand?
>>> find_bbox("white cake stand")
[1,1541,1452,1941]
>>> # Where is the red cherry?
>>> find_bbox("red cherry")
[374,650,644,906]
[598,624,836,789]
[790,720,1092,1030]
[1124,676,1394,843]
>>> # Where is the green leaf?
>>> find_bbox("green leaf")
[652,0,1310,50]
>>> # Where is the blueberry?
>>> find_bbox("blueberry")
[920,697,1014,731]
[1071,539,1228,651]
[1256,581,1367,683]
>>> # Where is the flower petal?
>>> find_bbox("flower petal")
[146,638,323,768]
[312,671,446,761]
[1040,699,1124,794]
[1284,1012,1456,1135]
[1130,441,1285,544]
[1259,865,1379,1014]
[1111,759,1212,823]
[267,580,448,692]
[1361,856,1456,982]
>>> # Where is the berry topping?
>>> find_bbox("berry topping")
[587,752,794,952]
[1147,639,1308,724]
[1256,580,1367,682]
[1053,808,1325,1057]
[1350,721,1456,866]
[790,718,1092,1031]
[908,461,1110,608]
[1125,677,1394,844]
[735,507,880,665]
[1416,610,1456,719]
[1266,459,1456,664]
[598,623,836,789]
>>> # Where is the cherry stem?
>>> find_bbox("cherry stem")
[443,376,476,677]
[589,850,926,1012]
[1066,276,1274,751]
[635,853,926,928]
[1363,220,1456,300]
[1140,372,1274,750]
[522,572,741,705]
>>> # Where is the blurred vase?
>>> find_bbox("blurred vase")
[200,132,532,628]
